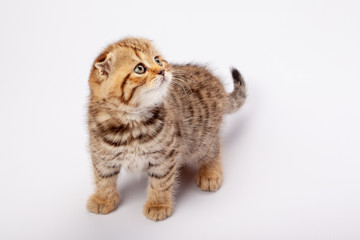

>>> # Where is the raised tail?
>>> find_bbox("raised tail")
[225,68,247,114]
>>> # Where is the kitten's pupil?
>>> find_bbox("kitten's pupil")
[155,56,163,66]
[134,64,146,74]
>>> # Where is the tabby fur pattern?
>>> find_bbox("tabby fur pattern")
[86,38,246,221]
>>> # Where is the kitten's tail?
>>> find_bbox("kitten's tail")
[225,68,247,114]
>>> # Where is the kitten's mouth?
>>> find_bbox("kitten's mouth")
[160,76,167,84]
[151,73,171,90]
[161,72,172,84]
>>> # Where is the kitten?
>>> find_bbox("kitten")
[87,38,246,221]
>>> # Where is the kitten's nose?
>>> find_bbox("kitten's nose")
[158,69,165,76]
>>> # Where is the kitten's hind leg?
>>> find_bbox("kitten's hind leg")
[196,153,223,192]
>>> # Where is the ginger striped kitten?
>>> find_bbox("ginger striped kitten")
[87,38,246,221]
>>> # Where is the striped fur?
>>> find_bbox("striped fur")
[86,38,247,221]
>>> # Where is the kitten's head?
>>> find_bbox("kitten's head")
[89,38,172,109]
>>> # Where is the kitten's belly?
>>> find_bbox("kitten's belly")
[109,144,155,175]
[120,152,149,175]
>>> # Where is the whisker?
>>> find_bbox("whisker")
[172,68,196,80]
[171,81,189,97]
[172,77,193,94]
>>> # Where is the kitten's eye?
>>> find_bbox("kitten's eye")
[134,64,146,74]
[154,56,163,66]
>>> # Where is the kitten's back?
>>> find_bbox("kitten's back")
[166,64,246,163]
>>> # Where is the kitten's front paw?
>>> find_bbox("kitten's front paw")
[143,203,173,221]
[196,166,222,191]
[87,193,120,214]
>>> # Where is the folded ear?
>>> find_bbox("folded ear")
[94,52,114,80]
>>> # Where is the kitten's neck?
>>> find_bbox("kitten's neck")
[91,99,164,124]
[121,105,161,122]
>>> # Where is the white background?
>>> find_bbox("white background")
[0,0,359,239]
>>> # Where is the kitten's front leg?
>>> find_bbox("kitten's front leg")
[144,161,178,221]
[87,163,120,214]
